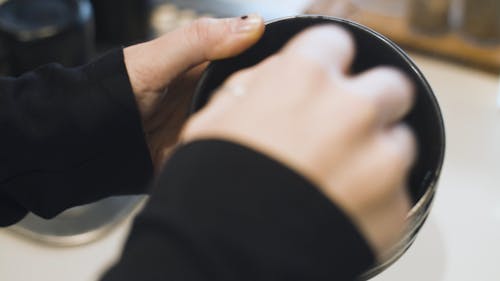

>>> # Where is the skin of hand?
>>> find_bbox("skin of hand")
[181,26,416,261]
[123,15,265,171]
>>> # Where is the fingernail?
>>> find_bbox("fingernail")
[234,14,262,33]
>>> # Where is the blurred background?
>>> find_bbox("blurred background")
[0,0,499,76]
[0,1,499,281]
[162,0,500,73]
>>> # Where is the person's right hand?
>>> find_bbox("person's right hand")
[181,25,416,260]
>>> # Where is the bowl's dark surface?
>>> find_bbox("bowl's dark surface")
[193,16,445,204]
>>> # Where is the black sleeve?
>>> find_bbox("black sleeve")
[102,140,375,281]
[0,49,154,226]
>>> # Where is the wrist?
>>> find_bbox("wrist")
[124,43,161,119]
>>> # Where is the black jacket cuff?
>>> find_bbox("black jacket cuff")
[0,49,153,223]
[107,140,375,280]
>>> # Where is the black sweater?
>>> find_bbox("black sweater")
[0,50,374,280]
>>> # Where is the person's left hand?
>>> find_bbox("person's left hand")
[124,15,265,171]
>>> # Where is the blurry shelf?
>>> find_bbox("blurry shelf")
[307,1,500,73]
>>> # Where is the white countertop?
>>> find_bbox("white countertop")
[1,54,499,281]
[373,55,500,281]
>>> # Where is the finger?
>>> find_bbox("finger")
[280,25,356,75]
[125,14,265,92]
[332,124,415,198]
[322,125,415,210]
[184,62,210,80]
[370,124,417,193]
[347,66,415,125]
[368,185,411,261]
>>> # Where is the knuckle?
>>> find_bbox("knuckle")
[293,24,355,55]
[297,56,331,82]
[281,35,330,73]
[384,126,417,171]
[373,66,405,79]
[324,24,355,47]
[393,125,416,154]
[347,93,378,128]
[187,18,214,45]
[320,25,355,58]
[398,125,418,164]
[374,66,415,95]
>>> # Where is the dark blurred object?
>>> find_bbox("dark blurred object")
[408,0,451,35]
[0,0,94,76]
[461,0,500,44]
[90,0,152,45]
[0,0,146,247]
[0,35,8,74]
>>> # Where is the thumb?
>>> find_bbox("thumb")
[125,14,265,94]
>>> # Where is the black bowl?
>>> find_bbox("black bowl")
[192,15,445,205]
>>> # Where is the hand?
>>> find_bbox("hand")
[123,15,265,171]
[181,26,416,260]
